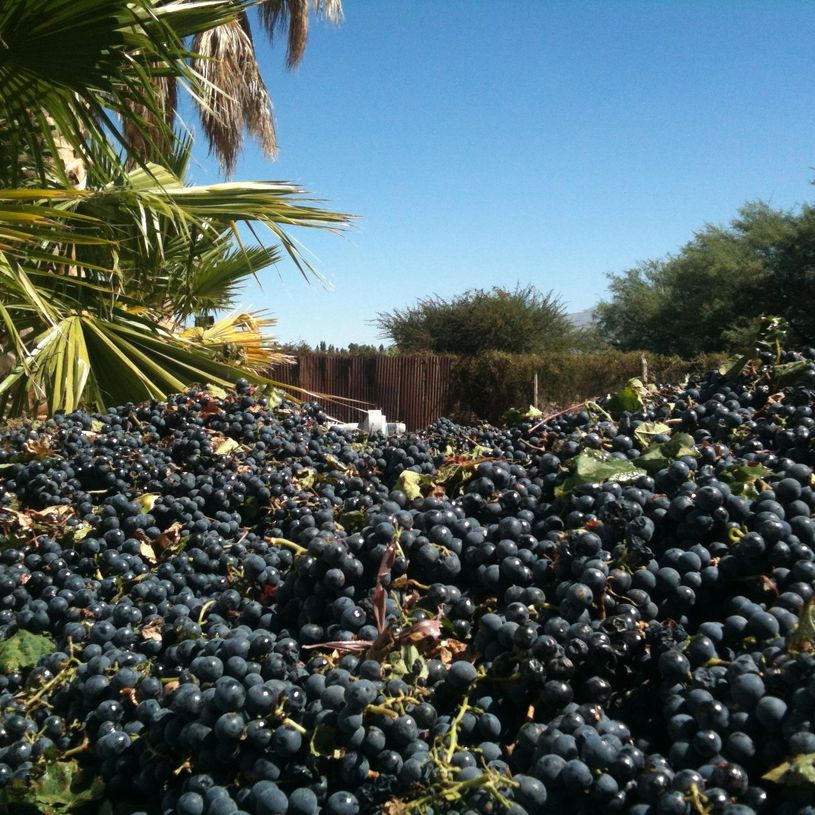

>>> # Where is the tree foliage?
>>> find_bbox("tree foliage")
[376,285,582,355]
[595,202,815,355]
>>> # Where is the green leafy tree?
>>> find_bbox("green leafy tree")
[0,0,350,417]
[376,285,579,355]
[766,204,815,344]
[595,203,800,355]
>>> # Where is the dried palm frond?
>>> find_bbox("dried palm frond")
[178,310,292,370]
[259,0,344,69]
[123,74,178,166]
[192,15,277,174]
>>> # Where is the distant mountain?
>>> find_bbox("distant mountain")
[567,307,596,328]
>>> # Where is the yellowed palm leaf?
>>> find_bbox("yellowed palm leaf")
[178,311,293,371]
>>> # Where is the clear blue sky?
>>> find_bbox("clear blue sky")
[188,1,815,348]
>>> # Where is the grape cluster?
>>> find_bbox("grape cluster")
[0,350,813,815]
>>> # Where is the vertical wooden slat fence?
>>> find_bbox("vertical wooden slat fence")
[268,354,456,430]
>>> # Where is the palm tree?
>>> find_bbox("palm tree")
[0,0,350,417]
[128,0,343,175]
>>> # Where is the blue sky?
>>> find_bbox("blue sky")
[188,1,815,348]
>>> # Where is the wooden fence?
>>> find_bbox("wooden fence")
[268,350,721,431]
[269,354,456,430]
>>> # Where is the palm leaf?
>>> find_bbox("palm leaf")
[0,0,251,179]
[259,0,343,68]
[179,310,292,370]
[192,15,277,174]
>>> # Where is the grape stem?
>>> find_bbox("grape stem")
[445,696,471,767]
[21,659,79,711]
[365,704,399,720]
[266,537,307,556]
[282,717,307,734]
[62,738,89,758]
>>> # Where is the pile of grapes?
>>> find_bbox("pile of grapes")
[0,348,814,815]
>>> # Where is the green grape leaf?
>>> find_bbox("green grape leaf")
[718,354,753,381]
[134,493,159,513]
[388,644,428,682]
[1,759,102,813]
[607,378,648,416]
[0,630,55,673]
[294,469,316,490]
[787,597,815,654]
[503,405,543,428]
[633,421,672,448]
[634,446,673,474]
[661,432,698,456]
[719,461,774,498]
[337,510,367,533]
[395,470,427,501]
[259,386,285,408]
[763,752,815,785]
[214,437,241,456]
[70,521,93,542]
[204,384,228,398]
[634,432,700,474]
[557,449,646,496]
[773,359,814,387]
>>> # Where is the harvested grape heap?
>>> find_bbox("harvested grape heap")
[0,350,814,815]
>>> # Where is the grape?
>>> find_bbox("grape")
[730,673,766,708]
[251,781,288,815]
[272,724,302,757]
[659,651,691,682]
[287,787,319,815]
[755,695,788,728]
[207,795,239,815]
[561,759,593,792]
[693,729,722,758]
[176,792,205,815]
[324,791,360,815]
[1,356,814,815]
[447,661,477,688]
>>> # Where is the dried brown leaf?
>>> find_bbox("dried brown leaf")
[155,522,183,551]
[377,541,398,581]
[301,639,373,654]
[23,438,54,457]
[399,618,442,644]
[141,620,163,642]
[0,508,32,530]
[30,505,74,524]
[139,542,157,564]
[432,638,469,666]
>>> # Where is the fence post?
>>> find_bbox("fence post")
[533,371,538,409]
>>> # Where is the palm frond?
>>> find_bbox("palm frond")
[179,311,293,370]
[0,0,251,179]
[192,15,277,174]
[0,308,294,417]
[259,0,343,68]
[171,243,281,319]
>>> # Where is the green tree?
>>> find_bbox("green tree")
[766,204,815,344]
[376,285,579,355]
[595,203,799,355]
[0,0,349,417]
